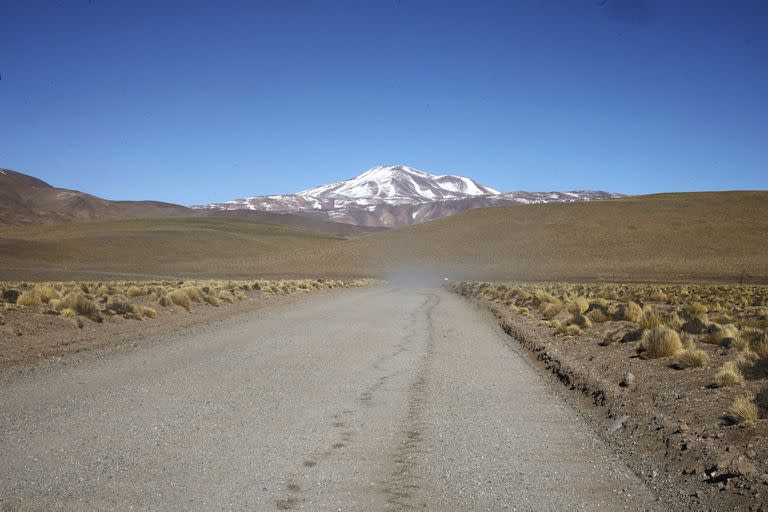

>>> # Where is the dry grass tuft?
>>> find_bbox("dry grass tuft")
[568,297,589,315]
[704,323,740,345]
[623,301,644,324]
[16,290,42,307]
[726,396,758,427]
[587,308,608,323]
[714,361,745,387]
[566,324,582,336]
[676,348,710,369]
[641,309,664,330]
[539,301,563,319]
[639,326,682,359]
[168,290,192,311]
[35,285,60,303]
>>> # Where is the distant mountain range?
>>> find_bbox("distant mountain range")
[195,165,623,227]
[0,168,382,237]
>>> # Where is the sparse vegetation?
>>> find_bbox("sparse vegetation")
[726,396,759,427]
[676,348,710,369]
[714,361,745,387]
[639,326,682,359]
[451,280,768,443]
[2,278,378,325]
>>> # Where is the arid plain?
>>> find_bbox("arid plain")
[2,167,768,511]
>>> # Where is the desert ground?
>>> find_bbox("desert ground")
[3,286,669,510]
[1,190,767,510]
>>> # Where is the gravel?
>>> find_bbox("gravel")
[1,286,660,510]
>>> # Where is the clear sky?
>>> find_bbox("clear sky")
[1,0,766,205]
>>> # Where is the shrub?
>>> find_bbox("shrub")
[568,297,589,315]
[566,324,582,336]
[60,308,78,318]
[587,308,608,323]
[540,301,563,319]
[750,331,768,358]
[664,311,684,331]
[204,295,220,306]
[705,323,739,345]
[105,298,138,318]
[639,326,682,359]
[641,309,663,330]
[17,291,42,306]
[67,293,99,317]
[726,396,758,427]
[677,349,710,369]
[714,361,744,387]
[567,313,592,329]
[219,291,234,303]
[36,285,60,303]
[158,295,173,308]
[168,290,192,311]
[624,301,644,323]
[534,289,557,305]
[135,305,156,319]
[686,302,708,315]
[126,286,146,297]
[182,286,204,302]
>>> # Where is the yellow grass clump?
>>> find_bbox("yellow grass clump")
[566,324,582,336]
[714,361,744,387]
[705,323,739,345]
[676,348,710,369]
[587,308,608,323]
[726,396,758,427]
[35,285,60,303]
[623,301,644,324]
[568,297,589,315]
[639,326,682,359]
[17,290,42,306]
[168,289,192,311]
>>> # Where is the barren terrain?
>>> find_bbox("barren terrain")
[1,286,677,510]
[453,281,768,510]
[1,191,766,282]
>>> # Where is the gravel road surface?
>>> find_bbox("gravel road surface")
[1,286,658,510]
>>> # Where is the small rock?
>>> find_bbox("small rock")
[620,373,636,387]
[2,289,20,303]
[746,450,757,459]
[676,422,690,433]
[610,415,630,432]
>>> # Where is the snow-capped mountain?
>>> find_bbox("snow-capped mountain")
[298,165,500,205]
[195,165,622,227]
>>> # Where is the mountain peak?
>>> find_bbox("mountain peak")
[298,165,500,203]
[194,165,621,228]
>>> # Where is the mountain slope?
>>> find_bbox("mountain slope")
[0,168,191,225]
[0,168,384,237]
[197,165,622,227]
[266,191,768,283]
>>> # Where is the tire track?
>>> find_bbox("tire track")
[274,292,432,510]
[380,292,440,509]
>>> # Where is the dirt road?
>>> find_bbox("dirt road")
[0,287,659,510]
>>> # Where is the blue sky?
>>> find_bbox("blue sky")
[1,0,766,205]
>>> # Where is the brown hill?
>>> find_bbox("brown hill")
[0,168,382,237]
[2,174,765,283]
[275,191,768,283]
[0,168,190,224]
[0,217,343,281]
